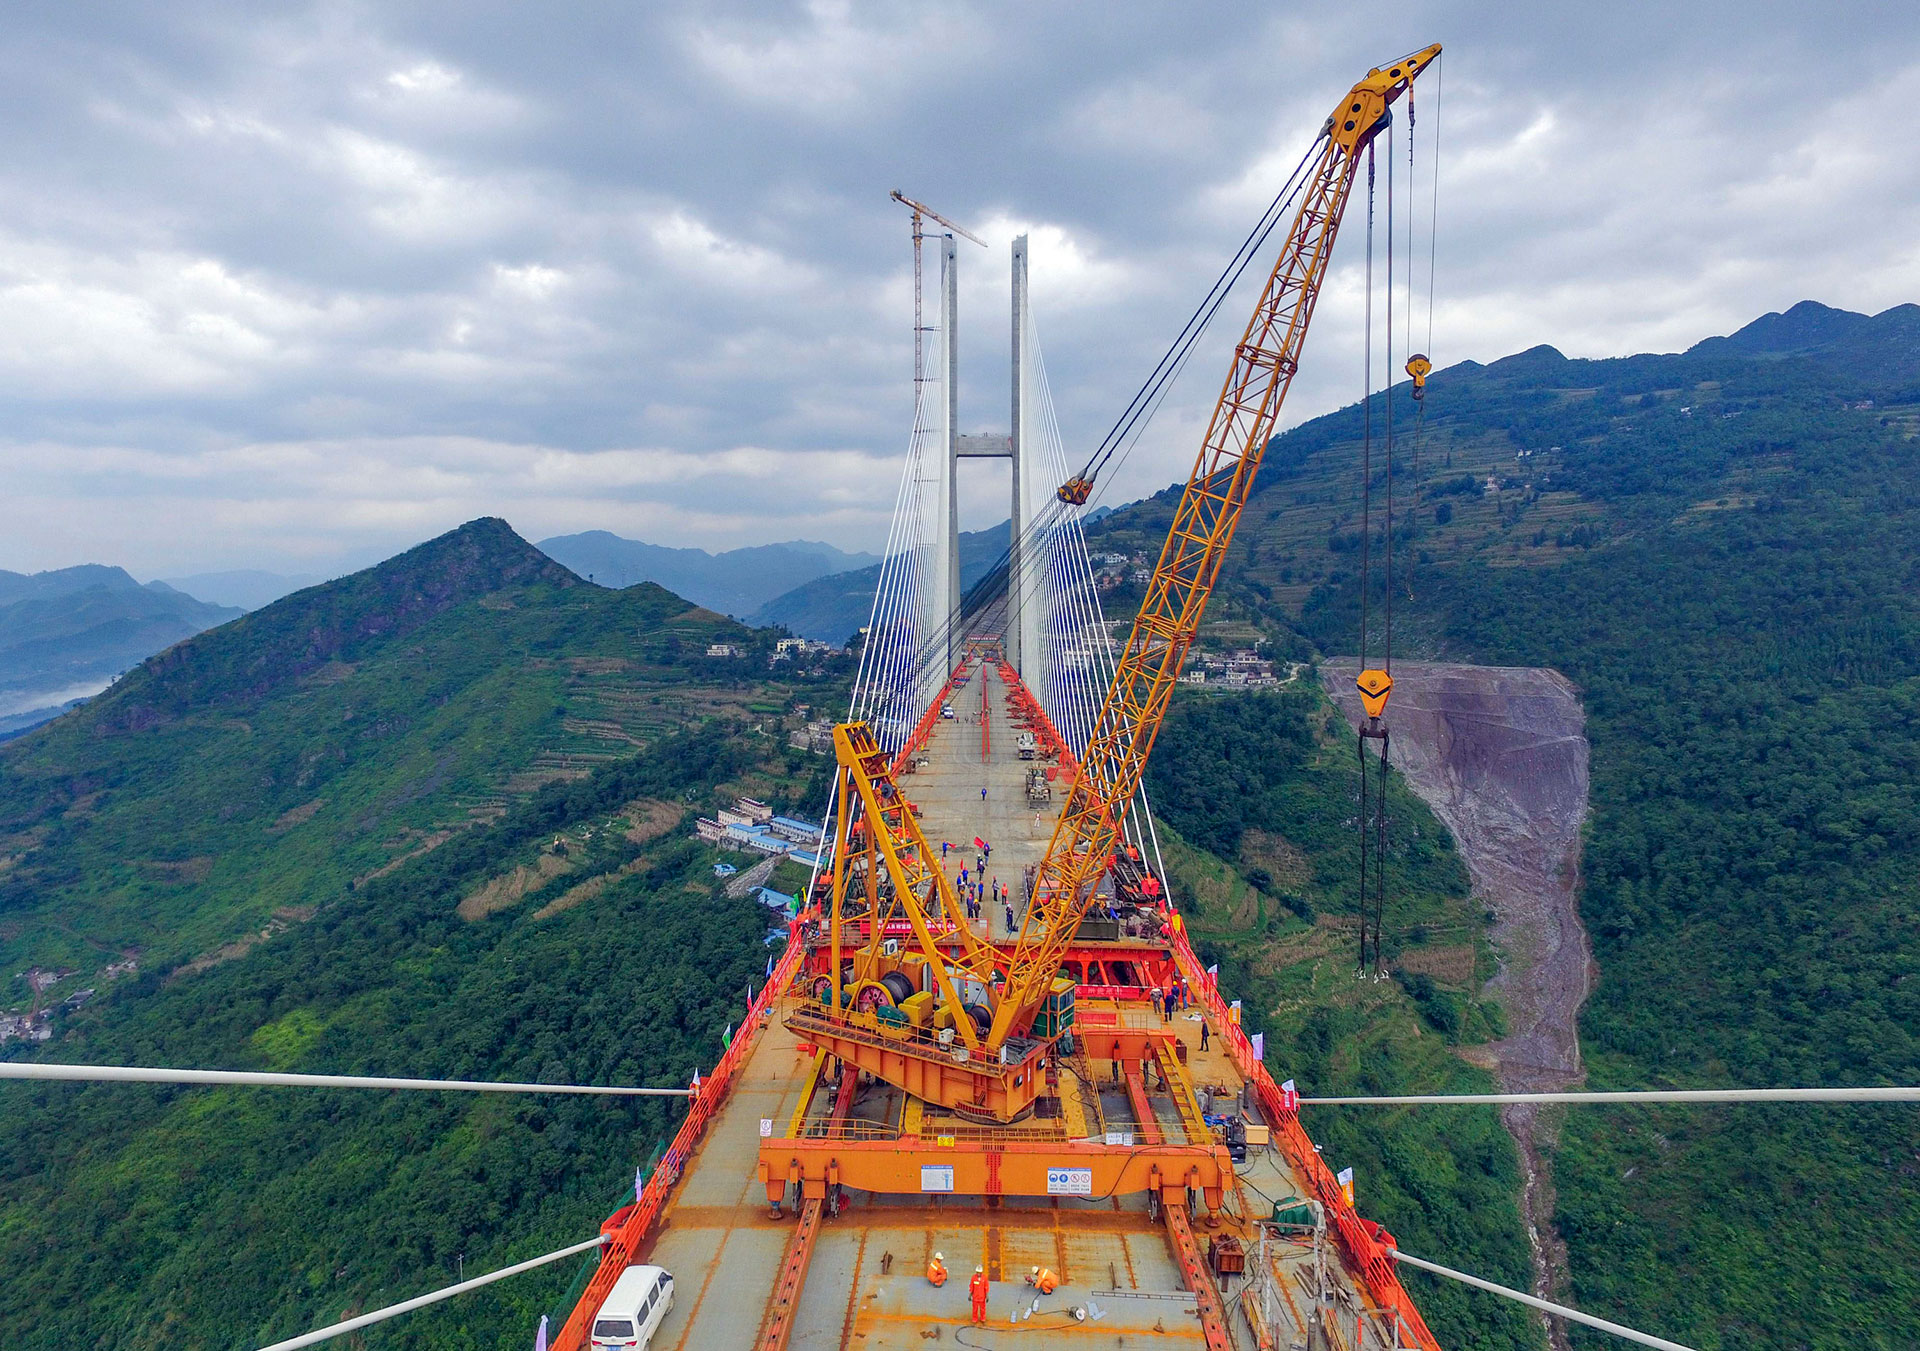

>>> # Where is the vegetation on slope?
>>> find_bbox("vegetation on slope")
[0,518,846,992]
[1150,687,1535,1350]
[1092,300,1920,1349]
[0,517,860,1347]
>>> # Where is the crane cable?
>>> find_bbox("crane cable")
[1404,56,1440,600]
[1065,131,1327,500]
[1355,136,1393,978]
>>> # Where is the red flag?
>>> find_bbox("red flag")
[972,836,987,850]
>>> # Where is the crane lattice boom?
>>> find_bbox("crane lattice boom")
[987,46,1442,1047]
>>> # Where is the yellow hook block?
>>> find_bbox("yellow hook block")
[1355,668,1393,720]
[1405,353,1431,401]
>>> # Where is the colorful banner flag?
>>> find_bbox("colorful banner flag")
[1206,963,1219,982]
[1250,1032,1265,1062]
[535,1313,549,1351]
[1280,1078,1300,1112]
[721,1023,734,1048]
[1228,998,1241,1024]
[1336,1166,1355,1205]
[635,1166,644,1204]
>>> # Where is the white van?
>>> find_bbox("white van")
[590,1265,674,1350]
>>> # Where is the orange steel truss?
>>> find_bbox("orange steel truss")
[988,46,1442,1053]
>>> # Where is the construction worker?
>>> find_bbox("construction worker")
[969,1266,990,1323]
[1027,1265,1059,1294]
[927,1251,948,1287]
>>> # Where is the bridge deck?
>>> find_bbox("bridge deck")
[899,661,1063,938]
[634,663,1401,1351]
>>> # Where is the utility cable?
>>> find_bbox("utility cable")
[254,1235,609,1351]
[0,1062,693,1095]
[1390,1249,1697,1351]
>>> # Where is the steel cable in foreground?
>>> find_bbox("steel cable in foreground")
[255,1234,609,1350]
[1301,1086,1920,1106]
[1390,1249,1695,1351]
[0,1062,691,1095]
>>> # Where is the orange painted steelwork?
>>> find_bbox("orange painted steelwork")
[1161,907,1442,1351]
[1164,1195,1235,1351]
[753,1066,856,1351]
[758,1133,1232,1215]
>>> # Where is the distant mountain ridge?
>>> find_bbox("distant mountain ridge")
[95,517,579,736]
[1687,298,1920,378]
[750,521,1013,642]
[159,569,329,611]
[0,564,240,736]
[538,530,879,617]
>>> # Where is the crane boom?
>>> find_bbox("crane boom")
[889,189,987,247]
[986,45,1441,1047]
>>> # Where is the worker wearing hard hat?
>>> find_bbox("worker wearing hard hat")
[968,1266,990,1323]
[927,1251,947,1287]
[1027,1265,1059,1294]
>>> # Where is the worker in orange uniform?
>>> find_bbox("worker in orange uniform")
[927,1251,947,1287]
[1027,1265,1059,1294]
[969,1266,990,1322]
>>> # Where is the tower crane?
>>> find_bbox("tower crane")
[890,190,986,391]
[795,47,1442,1122]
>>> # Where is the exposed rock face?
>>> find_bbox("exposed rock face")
[1323,660,1591,1351]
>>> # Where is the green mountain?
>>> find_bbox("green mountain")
[537,530,878,618]
[1092,299,1920,1349]
[0,565,241,737]
[0,517,853,1348]
[750,520,1015,642]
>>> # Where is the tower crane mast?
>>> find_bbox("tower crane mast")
[890,190,985,390]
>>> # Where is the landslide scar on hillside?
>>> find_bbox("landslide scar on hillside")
[1323,660,1592,1344]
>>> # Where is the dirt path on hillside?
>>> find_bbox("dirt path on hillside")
[1323,661,1592,1350]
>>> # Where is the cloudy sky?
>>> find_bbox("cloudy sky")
[2,0,1917,579]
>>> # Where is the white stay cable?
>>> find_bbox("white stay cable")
[0,1062,693,1095]
[255,1234,609,1351]
[1390,1249,1696,1351]
[1304,1086,1920,1106]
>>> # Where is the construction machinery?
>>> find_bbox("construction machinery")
[560,47,1448,1351]
[784,44,1441,1122]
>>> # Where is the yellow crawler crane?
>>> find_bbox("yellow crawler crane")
[796,45,1441,1121]
[990,43,1440,1052]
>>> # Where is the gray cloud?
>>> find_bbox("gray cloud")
[1,0,1916,576]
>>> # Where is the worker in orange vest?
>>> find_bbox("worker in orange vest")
[969,1266,990,1323]
[927,1251,947,1287]
[1027,1265,1059,1294]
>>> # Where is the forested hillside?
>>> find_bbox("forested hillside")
[1097,300,1920,1348]
[0,518,843,986]
[1149,686,1536,1350]
[0,519,850,1348]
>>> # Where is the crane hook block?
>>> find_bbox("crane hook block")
[1355,668,1393,720]
[1405,353,1431,401]
[1056,477,1094,506]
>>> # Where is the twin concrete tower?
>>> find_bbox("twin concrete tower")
[928,233,1044,679]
